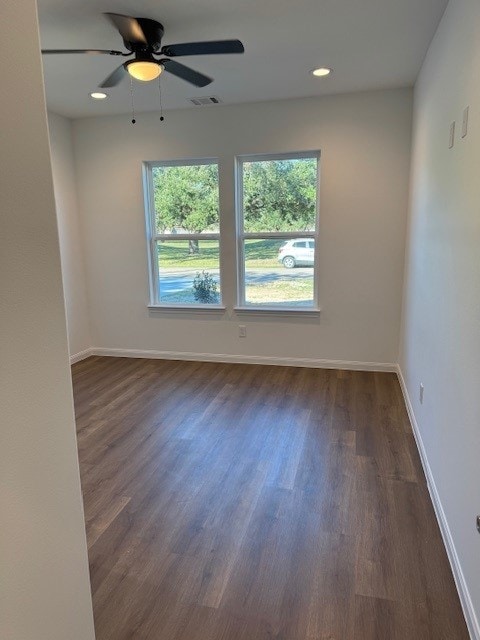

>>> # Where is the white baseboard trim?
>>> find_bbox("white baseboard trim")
[396,365,479,640]
[89,347,396,372]
[69,348,94,364]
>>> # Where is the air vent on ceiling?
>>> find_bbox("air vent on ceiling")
[189,96,222,106]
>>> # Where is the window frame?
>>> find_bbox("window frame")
[234,151,321,312]
[143,158,224,309]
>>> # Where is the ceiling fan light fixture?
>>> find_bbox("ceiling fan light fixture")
[126,60,162,82]
[42,14,244,90]
[311,67,332,77]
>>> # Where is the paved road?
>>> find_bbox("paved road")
[159,268,313,295]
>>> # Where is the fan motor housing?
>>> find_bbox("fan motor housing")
[123,18,164,53]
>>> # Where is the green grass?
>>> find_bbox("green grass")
[158,239,283,270]
[245,278,313,305]
[243,239,284,267]
[158,240,219,269]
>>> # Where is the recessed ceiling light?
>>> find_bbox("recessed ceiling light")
[311,67,332,77]
[89,92,108,100]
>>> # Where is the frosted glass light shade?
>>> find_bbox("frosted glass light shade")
[127,61,162,82]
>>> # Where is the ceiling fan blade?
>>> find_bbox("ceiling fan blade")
[162,59,213,87]
[104,13,148,45]
[161,39,244,57]
[99,63,128,88]
[41,49,125,56]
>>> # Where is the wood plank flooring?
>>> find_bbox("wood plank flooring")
[72,357,468,640]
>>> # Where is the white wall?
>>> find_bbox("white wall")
[399,0,480,635]
[48,112,92,358]
[73,89,412,367]
[0,1,95,638]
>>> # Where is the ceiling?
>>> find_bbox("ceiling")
[38,0,448,119]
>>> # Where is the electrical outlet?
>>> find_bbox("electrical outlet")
[239,325,246,338]
[419,383,424,404]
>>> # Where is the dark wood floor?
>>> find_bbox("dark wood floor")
[72,357,468,640]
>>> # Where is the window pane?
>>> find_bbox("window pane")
[152,163,219,235]
[243,238,315,307]
[242,157,317,233]
[157,239,221,304]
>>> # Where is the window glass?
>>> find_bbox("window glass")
[156,239,220,304]
[152,163,219,236]
[243,238,315,307]
[242,157,317,234]
[145,160,221,306]
[237,153,319,309]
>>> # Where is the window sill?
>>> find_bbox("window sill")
[148,304,226,313]
[234,306,321,317]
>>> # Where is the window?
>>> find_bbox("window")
[143,159,222,307]
[143,152,320,313]
[236,152,320,310]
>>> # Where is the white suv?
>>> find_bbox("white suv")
[278,239,315,268]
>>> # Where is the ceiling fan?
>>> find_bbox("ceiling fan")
[41,13,245,88]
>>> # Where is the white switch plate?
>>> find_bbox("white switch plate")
[419,383,424,404]
[449,122,455,148]
[462,106,469,138]
[239,325,246,338]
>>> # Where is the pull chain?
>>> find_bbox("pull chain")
[158,72,164,122]
[130,76,136,124]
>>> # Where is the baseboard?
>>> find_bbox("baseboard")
[90,347,396,372]
[396,365,479,640]
[69,347,94,364]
